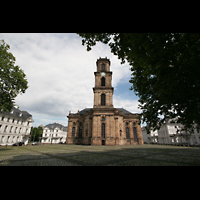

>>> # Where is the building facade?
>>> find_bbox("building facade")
[142,119,200,146]
[66,57,143,145]
[41,122,67,144]
[0,106,33,146]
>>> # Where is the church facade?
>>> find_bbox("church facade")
[66,57,143,145]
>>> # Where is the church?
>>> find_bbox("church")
[66,57,144,145]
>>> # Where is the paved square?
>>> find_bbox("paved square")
[1,144,200,166]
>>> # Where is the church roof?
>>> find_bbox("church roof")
[79,108,92,115]
[115,108,135,115]
[77,108,136,116]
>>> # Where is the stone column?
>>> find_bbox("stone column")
[92,115,98,138]
[105,115,109,138]
[98,92,100,106]
[110,115,114,138]
[66,120,72,144]
[92,115,101,145]
[97,115,100,138]
[94,92,96,107]
[137,125,144,145]
[115,117,119,138]
[109,92,111,106]
[68,121,72,137]
[130,121,134,144]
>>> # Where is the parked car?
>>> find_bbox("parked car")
[32,142,39,145]
[19,142,24,146]
[13,142,20,146]
[13,141,24,146]
[181,143,189,146]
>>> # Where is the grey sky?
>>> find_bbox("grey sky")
[0,33,141,127]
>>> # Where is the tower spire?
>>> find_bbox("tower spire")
[93,57,114,108]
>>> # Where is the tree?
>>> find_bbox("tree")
[77,33,200,133]
[30,126,43,142]
[0,40,28,112]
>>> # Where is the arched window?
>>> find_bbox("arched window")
[85,129,88,136]
[126,127,130,139]
[101,63,105,71]
[102,116,105,121]
[101,77,105,86]
[133,127,137,141]
[72,127,75,138]
[79,122,82,138]
[101,93,106,106]
[101,123,105,138]
[79,127,82,138]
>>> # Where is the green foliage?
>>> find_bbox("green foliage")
[77,33,200,132]
[30,126,43,142]
[0,40,28,112]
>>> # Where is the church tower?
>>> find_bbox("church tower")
[66,57,144,146]
[93,57,114,108]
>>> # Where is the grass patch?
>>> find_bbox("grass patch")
[0,144,200,166]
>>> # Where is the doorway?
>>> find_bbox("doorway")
[102,140,105,145]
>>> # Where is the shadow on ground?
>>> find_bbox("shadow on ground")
[1,145,200,166]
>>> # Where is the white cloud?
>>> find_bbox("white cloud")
[114,96,141,113]
[0,33,140,127]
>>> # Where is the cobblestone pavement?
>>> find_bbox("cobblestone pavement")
[1,144,200,166]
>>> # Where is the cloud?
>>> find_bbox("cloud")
[114,96,141,114]
[0,33,140,127]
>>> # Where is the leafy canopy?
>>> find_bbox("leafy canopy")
[0,40,28,112]
[30,126,43,142]
[77,33,200,132]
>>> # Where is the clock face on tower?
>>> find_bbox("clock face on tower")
[101,72,105,76]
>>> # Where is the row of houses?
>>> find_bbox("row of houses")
[0,106,34,146]
[142,118,200,146]
[1,106,199,146]
[0,106,68,146]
